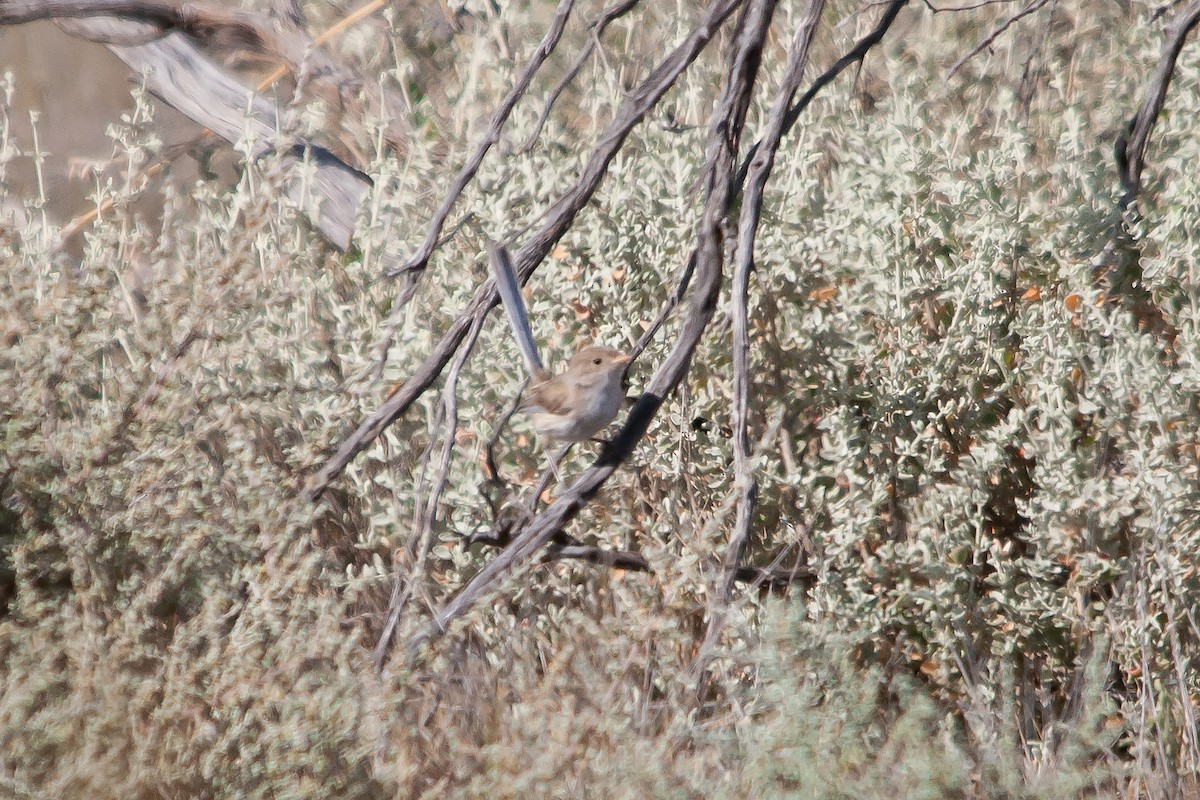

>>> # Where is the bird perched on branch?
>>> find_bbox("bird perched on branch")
[489,242,631,454]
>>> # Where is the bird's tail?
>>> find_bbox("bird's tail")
[489,241,545,379]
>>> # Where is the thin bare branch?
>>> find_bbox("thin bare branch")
[725,0,825,607]
[924,0,1020,12]
[946,0,1052,78]
[692,0,829,699]
[630,253,697,360]
[732,0,906,187]
[785,0,907,135]
[372,312,488,668]
[543,543,815,588]
[391,0,580,279]
[520,0,642,152]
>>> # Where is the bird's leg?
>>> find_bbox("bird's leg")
[542,451,562,485]
[525,444,566,512]
[537,442,574,490]
[545,443,572,485]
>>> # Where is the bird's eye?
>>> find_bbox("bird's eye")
[593,357,602,365]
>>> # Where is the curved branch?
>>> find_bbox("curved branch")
[946,0,1052,79]
[1093,0,1200,344]
[520,0,643,152]
[1118,0,1200,209]
[780,0,908,138]
[689,0,829,692]
[734,0,909,188]
[391,0,580,278]
[723,0,826,606]
[372,312,488,668]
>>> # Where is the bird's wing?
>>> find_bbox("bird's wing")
[489,241,545,379]
[526,375,572,415]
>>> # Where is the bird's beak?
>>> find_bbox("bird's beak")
[614,353,632,366]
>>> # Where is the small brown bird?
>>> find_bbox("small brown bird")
[489,242,631,452]
[524,345,631,444]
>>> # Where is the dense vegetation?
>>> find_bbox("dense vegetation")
[3,1,1200,796]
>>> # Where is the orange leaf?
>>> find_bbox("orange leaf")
[1021,286,1041,301]
[809,285,838,301]
[1064,293,1082,312]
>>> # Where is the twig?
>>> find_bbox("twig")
[924,0,1018,12]
[481,378,529,487]
[543,543,815,588]
[85,327,202,473]
[946,0,1052,78]
[630,252,697,360]
[732,0,907,187]
[304,0,747,502]
[520,0,643,153]
[372,312,488,667]
[1015,0,1057,118]
[391,0,580,278]
[407,0,774,656]
[782,0,907,137]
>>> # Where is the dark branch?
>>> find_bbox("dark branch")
[780,0,908,138]
[1092,0,1200,344]
[694,0,827,702]
[1118,0,1200,208]
[946,0,1052,78]
[543,544,815,589]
